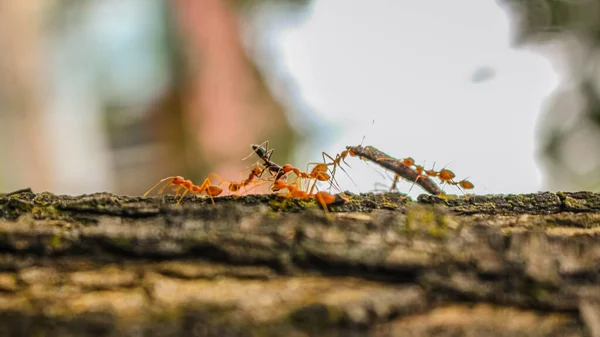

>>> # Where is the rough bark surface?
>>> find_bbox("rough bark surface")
[0,189,599,336]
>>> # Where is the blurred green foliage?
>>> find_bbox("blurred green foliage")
[499,0,600,191]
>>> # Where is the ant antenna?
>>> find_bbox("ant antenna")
[359,119,375,146]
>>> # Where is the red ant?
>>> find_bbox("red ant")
[381,155,474,197]
[321,148,358,190]
[246,141,289,181]
[347,145,443,195]
[277,162,338,195]
[272,179,337,215]
[407,161,440,194]
[216,166,269,196]
[437,168,474,195]
[143,176,223,204]
[249,141,339,193]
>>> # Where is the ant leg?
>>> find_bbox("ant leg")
[305,162,340,194]
[143,176,179,197]
[309,179,318,196]
[200,178,218,204]
[171,185,183,196]
[225,170,245,197]
[438,182,449,197]
[264,148,274,162]
[455,183,468,198]
[307,177,321,196]
[322,152,356,189]
[258,140,270,153]
[209,172,229,188]
[390,174,400,192]
[254,162,269,178]
[160,181,179,195]
[208,172,244,197]
[449,179,473,199]
[176,188,191,204]
[406,175,427,195]
[275,187,295,213]
[321,152,338,176]
[404,163,426,194]
[248,177,274,194]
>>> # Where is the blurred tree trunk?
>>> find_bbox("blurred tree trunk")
[0,2,55,192]
[167,0,296,184]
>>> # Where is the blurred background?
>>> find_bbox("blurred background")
[0,0,598,198]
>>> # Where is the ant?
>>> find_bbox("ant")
[249,141,338,193]
[377,156,416,168]
[370,154,430,194]
[372,149,474,197]
[321,148,358,190]
[216,166,269,196]
[143,176,223,204]
[406,161,440,194]
[247,141,285,180]
[272,179,337,215]
[401,157,415,167]
[400,162,473,197]
[347,145,443,195]
[437,168,474,196]
[278,162,338,194]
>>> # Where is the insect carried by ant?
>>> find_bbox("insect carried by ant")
[247,141,348,213]
[388,159,474,196]
[245,141,285,181]
[248,141,340,193]
[342,145,442,195]
[344,144,475,197]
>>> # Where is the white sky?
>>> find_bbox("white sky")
[255,0,560,197]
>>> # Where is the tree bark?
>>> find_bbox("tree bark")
[0,189,598,336]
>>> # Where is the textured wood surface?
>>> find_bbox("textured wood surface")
[0,190,598,336]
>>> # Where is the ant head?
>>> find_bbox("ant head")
[282,164,293,173]
[251,167,262,175]
[347,145,360,154]
[403,158,415,167]
[172,176,185,184]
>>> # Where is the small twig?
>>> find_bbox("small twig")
[346,145,443,195]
